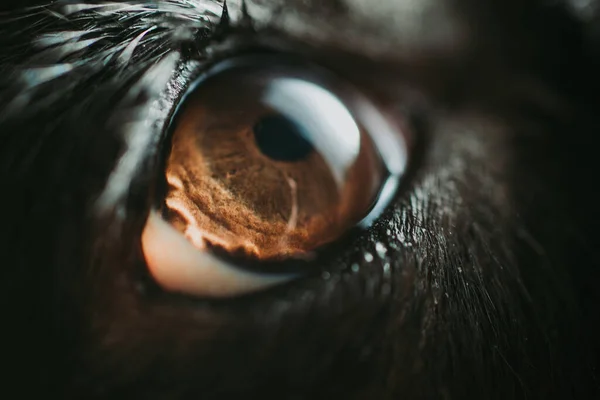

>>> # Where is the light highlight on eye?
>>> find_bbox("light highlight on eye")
[142,55,409,298]
[262,78,362,184]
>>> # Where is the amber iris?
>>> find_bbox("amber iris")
[161,59,388,261]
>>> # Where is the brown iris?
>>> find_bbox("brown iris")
[160,58,389,262]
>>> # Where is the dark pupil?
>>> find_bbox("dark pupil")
[253,114,315,162]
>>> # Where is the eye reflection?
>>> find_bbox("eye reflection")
[142,55,409,297]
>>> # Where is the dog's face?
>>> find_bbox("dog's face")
[1,1,599,399]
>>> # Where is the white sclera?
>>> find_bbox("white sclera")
[142,212,294,299]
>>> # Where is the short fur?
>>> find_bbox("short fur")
[1,1,599,399]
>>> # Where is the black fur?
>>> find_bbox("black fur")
[1,1,599,399]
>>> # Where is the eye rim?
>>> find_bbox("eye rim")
[150,52,412,276]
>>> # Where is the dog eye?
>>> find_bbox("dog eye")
[142,55,410,298]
